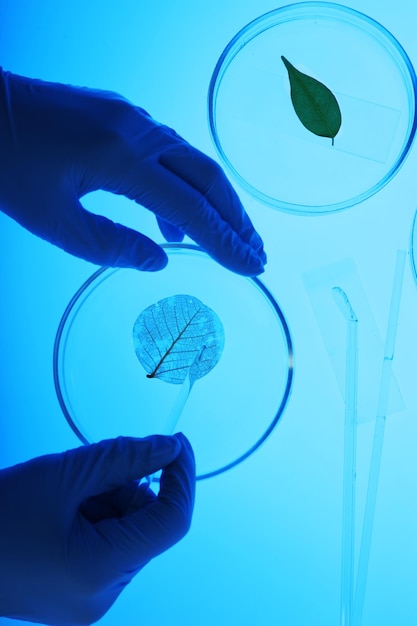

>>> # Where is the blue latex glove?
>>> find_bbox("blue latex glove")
[0,68,266,276]
[0,433,195,625]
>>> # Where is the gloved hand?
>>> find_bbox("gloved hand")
[0,433,195,625]
[0,68,266,276]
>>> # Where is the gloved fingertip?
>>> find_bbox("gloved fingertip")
[151,434,182,466]
[246,239,268,275]
[239,252,266,277]
[172,432,190,448]
[248,232,267,265]
[171,432,195,466]
[165,434,183,453]
[251,250,267,272]
[133,246,168,271]
[257,246,267,266]
[254,263,266,277]
[156,216,185,243]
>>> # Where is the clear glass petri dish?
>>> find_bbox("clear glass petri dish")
[53,244,293,480]
[208,2,417,214]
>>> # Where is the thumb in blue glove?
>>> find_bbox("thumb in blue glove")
[0,433,195,625]
[0,68,266,276]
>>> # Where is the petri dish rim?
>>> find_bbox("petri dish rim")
[207,1,417,215]
[410,209,417,285]
[53,243,294,481]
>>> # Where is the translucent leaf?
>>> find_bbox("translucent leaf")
[133,294,224,384]
[281,56,342,145]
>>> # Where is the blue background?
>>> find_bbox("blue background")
[1,1,417,624]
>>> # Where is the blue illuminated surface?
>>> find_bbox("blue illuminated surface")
[1,1,417,625]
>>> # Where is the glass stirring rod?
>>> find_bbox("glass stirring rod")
[333,286,359,626]
[352,249,406,626]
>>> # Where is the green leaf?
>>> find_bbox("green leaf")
[133,294,224,384]
[281,56,341,145]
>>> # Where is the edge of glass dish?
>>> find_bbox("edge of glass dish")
[207,1,417,215]
[410,209,417,285]
[53,243,294,481]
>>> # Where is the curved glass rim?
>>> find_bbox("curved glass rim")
[207,1,417,215]
[53,243,294,481]
[410,209,417,284]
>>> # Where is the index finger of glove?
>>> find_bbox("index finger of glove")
[160,145,266,262]
[63,436,181,506]
[139,160,265,276]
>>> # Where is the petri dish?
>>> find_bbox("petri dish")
[208,2,417,214]
[53,244,293,480]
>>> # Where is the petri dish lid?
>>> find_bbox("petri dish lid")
[53,244,293,480]
[208,1,417,214]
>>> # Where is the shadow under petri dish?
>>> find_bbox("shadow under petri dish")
[53,244,293,480]
[208,1,417,214]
